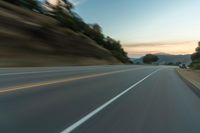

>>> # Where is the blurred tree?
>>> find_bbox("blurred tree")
[22,0,39,10]
[175,62,182,66]
[60,0,73,10]
[90,24,102,33]
[3,0,20,5]
[143,54,159,64]
[4,0,40,11]
[190,42,200,69]
[45,0,73,13]
[165,62,175,66]
[191,42,200,61]
[191,52,200,61]
[3,0,131,64]
[195,41,200,53]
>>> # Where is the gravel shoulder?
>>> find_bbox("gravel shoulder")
[177,69,200,91]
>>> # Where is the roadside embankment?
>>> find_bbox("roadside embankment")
[0,1,121,67]
[177,69,200,96]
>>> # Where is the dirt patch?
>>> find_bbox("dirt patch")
[177,69,200,90]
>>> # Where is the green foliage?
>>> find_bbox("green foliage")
[191,42,200,69]
[3,0,20,5]
[175,62,182,66]
[21,0,39,10]
[193,63,200,69]
[191,52,200,61]
[143,54,159,64]
[4,0,42,12]
[191,59,200,69]
[4,0,130,63]
[86,33,130,63]
[44,0,130,63]
[90,24,102,33]
[61,0,74,10]
[164,62,180,66]
[165,62,175,66]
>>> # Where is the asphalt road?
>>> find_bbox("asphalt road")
[0,65,200,133]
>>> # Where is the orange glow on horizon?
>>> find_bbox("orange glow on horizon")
[123,41,198,57]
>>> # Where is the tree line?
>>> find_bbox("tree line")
[142,54,159,64]
[3,0,131,63]
[191,42,200,69]
[142,42,200,69]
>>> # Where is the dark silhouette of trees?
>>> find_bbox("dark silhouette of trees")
[83,26,130,63]
[2,0,131,63]
[90,24,102,33]
[3,0,41,11]
[3,0,20,5]
[191,42,200,69]
[45,0,73,13]
[23,0,39,10]
[143,54,159,64]
[59,0,74,10]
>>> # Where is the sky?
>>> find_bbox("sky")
[48,0,200,57]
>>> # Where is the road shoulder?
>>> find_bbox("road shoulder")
[176,69,200,97]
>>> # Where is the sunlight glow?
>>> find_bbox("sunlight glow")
[123,41,197,57]
[74,0,200,56]
[48,0,58,5]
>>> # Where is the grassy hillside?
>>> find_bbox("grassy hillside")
[0,1,122,66]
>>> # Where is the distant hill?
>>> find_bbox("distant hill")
[132,54,192,65]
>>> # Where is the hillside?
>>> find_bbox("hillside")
[0,1,122,67]
[132,54,191,65]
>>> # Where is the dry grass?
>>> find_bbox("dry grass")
[177,69,200,89]
[0,1,58,28]
[0,1,121,67]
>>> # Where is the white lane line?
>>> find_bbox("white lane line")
[61,69,161,133]
[0,66,138,76]
[0,70,69,76]
[0,66,120,76]
[0,68,99,76]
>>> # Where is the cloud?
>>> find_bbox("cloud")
[123,41,197,48]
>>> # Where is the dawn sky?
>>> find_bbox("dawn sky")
[51,0,200,57]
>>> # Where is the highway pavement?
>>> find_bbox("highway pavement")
[0,65,200,133]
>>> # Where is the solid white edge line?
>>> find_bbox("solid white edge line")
[0,66,138,76]
[0,69,94,76]
[0,66,112,76]
[0,67,146,93]
[61,69,161,133]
